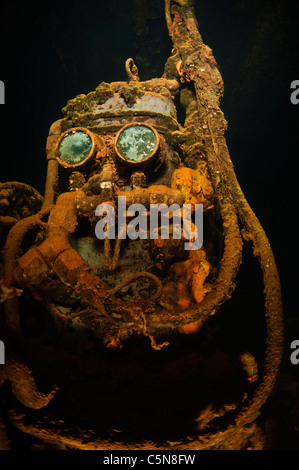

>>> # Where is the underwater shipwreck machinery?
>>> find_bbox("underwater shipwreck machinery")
[0,0,283,450]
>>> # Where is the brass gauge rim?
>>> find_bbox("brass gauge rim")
[55,127,98,169]
[114,122,161,168]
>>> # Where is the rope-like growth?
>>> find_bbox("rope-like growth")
[164,0,283,431]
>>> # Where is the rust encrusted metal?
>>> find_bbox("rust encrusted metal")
[163,0,283,430]
[0,0,283,450]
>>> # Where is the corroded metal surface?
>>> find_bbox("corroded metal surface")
[0,0,283,450]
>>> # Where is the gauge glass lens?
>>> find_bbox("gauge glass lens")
[58,131,92,165]
[116,125,157,162]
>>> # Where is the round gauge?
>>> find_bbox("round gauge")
[58,130,92,166]
[116,124,158,163]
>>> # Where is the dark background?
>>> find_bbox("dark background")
[0,0,298,449]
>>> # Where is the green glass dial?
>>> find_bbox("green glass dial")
[58,130,92,165]
[116,125,157,162]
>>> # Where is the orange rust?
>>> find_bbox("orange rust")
[171,166,214,211]
[15,247,50,287]
[53,248,89,285]
[178,319,203,335]
[106,331,123,350]
[170,248,211,314]
[0,0,284,451]
[37,235,70,264]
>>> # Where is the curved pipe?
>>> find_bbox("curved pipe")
[2,358,56,410]
[43,158,59,209]
[164,0,283,430]
[3,207,51,337]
